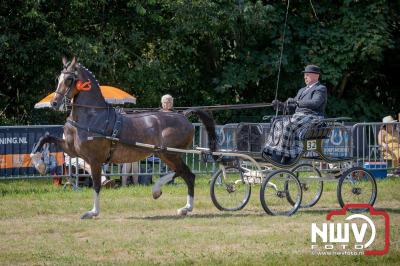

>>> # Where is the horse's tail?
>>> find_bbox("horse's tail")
[183,109,217,154]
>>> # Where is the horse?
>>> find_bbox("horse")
[30,57,217,219]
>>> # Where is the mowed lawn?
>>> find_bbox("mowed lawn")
[0,175,399,265]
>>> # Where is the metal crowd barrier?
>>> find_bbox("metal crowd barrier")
[352,122,400,171]
[62,123,217,187]
[1,122,399,182]
[0,124,217,183]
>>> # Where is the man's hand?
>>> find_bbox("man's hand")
[272,99,283,110]
[286,98,298,106]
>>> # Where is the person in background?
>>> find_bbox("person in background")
[64,153,115,188]
[120,162,140,186]
[159,94,175,184]
[161,94,174,112]
[378,115,400,168]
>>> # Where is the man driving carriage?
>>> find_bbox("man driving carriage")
[262,65,327,164]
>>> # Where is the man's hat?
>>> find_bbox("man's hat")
[302,65,321,74]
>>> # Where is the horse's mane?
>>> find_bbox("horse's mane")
[77,64,101,89]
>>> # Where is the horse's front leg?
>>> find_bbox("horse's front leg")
[30,132,66,174]
[81,163,102,219]
[152,172,176,199]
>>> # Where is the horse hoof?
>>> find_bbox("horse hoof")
[177,208,189,216]
[80,211,97,219]
[152,190,162,199]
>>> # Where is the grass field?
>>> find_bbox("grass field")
[0,175,399,265]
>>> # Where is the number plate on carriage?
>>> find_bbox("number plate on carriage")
[306,140,317,151]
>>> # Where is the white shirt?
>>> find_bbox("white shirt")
[305,81,318,91]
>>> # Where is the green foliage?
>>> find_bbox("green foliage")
[0,0,399,125]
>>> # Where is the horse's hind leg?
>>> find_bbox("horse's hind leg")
[81,162,102,219]
[158,154,195,216]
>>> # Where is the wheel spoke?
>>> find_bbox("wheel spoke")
[211,166,251,211]
[260,170,302,216]
[338,167,377,213]
[289,163,323,208]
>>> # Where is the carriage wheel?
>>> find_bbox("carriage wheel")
[286,163,323,208]
[210,165,251,211]
[337,166,377,213]
[260,169,302,216]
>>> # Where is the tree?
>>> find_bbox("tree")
[0,0,398,125]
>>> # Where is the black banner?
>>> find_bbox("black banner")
[0,126,64,176]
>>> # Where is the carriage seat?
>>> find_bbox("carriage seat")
[302,117,351,141]
[302,122,331,140]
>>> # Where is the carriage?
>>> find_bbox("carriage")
[208,116,377,216]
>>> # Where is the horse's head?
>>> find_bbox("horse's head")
[51,57,81,110]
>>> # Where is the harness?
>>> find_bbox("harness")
[58,63,123,138]
[66,104,124,163]
[66,115,123,139]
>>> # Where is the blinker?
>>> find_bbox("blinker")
[65,76,75,86]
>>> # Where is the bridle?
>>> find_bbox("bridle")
[55,67,109,110]
[55,69,78,100]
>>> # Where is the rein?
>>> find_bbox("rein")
[270,0,292,150]
[69,103,110,109]
[120,103,273,113]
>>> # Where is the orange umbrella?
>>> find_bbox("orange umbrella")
[34,85,136,109]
